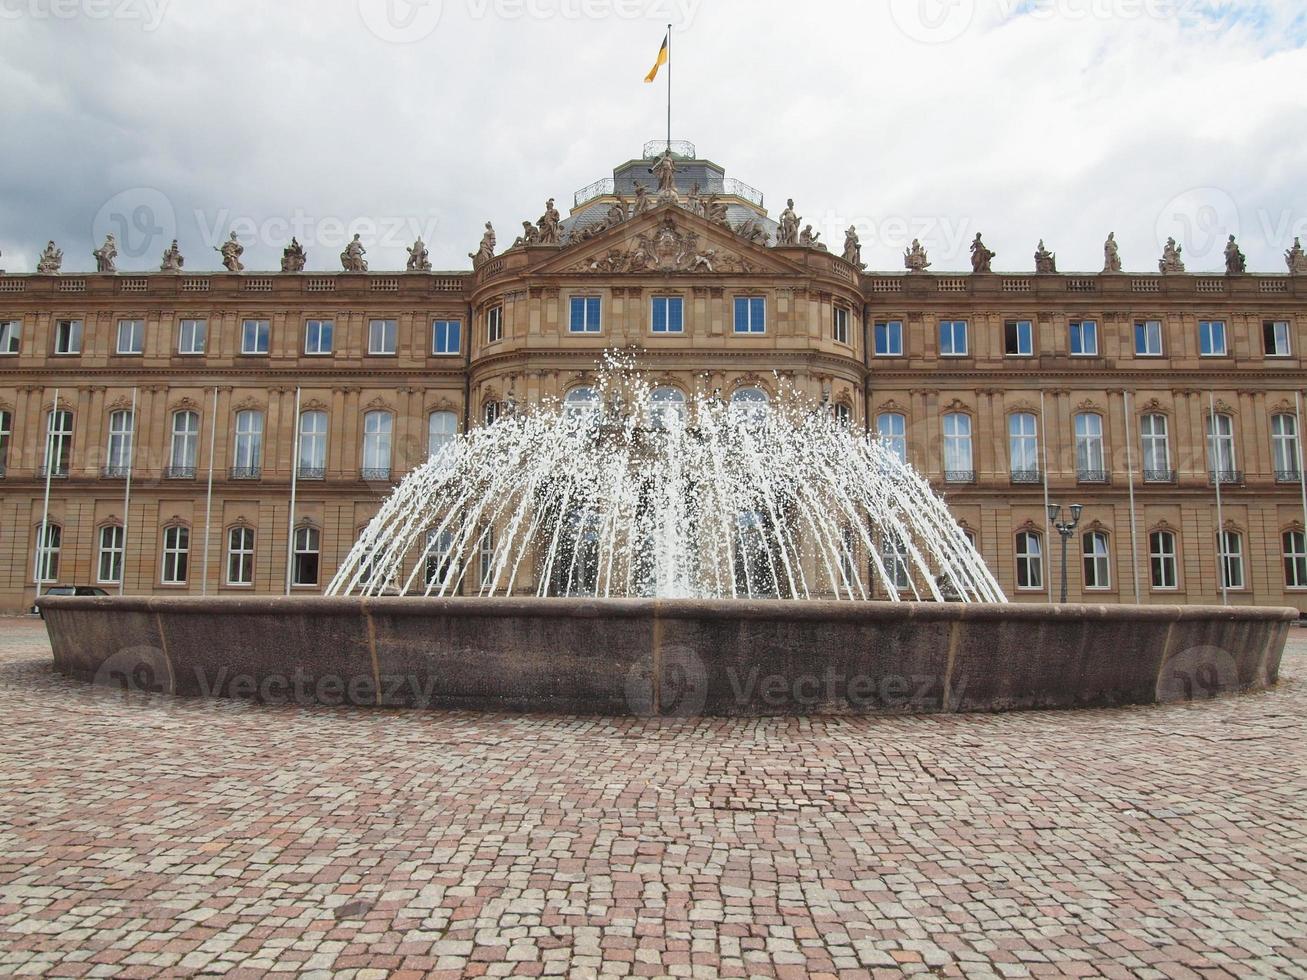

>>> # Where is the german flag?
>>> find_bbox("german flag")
[644,32,669,83]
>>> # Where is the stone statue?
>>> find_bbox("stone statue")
[1034,239,1057,274]
[216,232,244,273]
[649,151,678,198]
[734,220,770,246]
[632,181,653,214]
[406,237,432,271]
[92,234,118,274]
[970,233,996,273]
[842,227,864,268]
[687,182,702,216]
[537,199,561,245]
[281,237,307,273]
[340,234,368,272]
[1224,234,1246,275]
[470,222,496,269]
[799,224,825,250]
[904,239,930,273]
[1159,237,1185,274]
[777,199,800,246]
[606,201,628,227]
[512,222,540,248]
[1287,237,1307,275]
[1103,232,1122,273]
[705,195,729,225]
[36,241,63,275]
[159,240,185,273]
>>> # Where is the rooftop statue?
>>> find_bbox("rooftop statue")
[407,237,432,271]
[37,241,63,275]
[470,222,496,269]
[1103,232,1122,273]
[734,219,770,246]
[843,226,864,269]
[1159,237,1185,274]
[799,224,826,251]
[340,234,368,273]
[904,238,930,273]
[649,151,678,201]
[1287,237,1307,275]
[281,237,307,273]
[513,221,540,248]
[632,181,653,214]
[686,182,702,216]
[537,199,562,245]
[970,233,995,273]
[1224,234,1246,275]
[704,195,729,225]
[93,234,118,274]
[1034,239,1057,274]
[776,199,800,246]
[216,232,244,273]
[159,240,184,273]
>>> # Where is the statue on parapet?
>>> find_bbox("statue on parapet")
[340,234,368,272]
[970,233,995,273]
[537,199,561,245]
[281,238,307,272]
[160,240,185,273]
[1224,234,1246,275]
[407,237,432,271]
[650,151,678,200]
[216,232,244,273]
[734,219,770,246]
[632,181,653,215]
[512,222,540,248]
[1287,237,1307,275]
[470,222,496,269]
[1103,232,1122,273]
[93,234,118,273]
[904,238,930,273]
[704,195,729,225]
[1034,239,1057,274]
[799,224,826,251]
[1159,237,1185,274]
[843,226,864,269]
[37,241,63,275]
[776,199,800,246]
[686,182,702,216]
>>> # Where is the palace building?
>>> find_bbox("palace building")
[1,140,1305,613]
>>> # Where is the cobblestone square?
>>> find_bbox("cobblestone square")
[1,617,1304,978]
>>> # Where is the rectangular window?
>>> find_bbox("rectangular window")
[432,319,462,354]
[1069,320,1098,356]
[486,306,503,344]
[226,527,255,586]
[733,296,766,334]
[569,296,602,334]
[1015,533,1043,591]
[939,319,968,356]
[1134,320,1163,356]
[97,525,124,585]
[651,296,684,334]
[0,320,19,355]
[833,307,850,345]
[0,409,11,475]
[1082,532,1111,590]
[161,526,190,585]
[292,526,320,587]
[35,524,61,583]
[479,529,495,589]
[874,320,903,357]
[1218,531,1244,591]
[304,319,333,355]
[1150,531,1178,590]
[116,319,144,355]
[1285,531,1307,589]
[241,319,270,355]
[368,318,398,355]
[1264,320,1292,357]
[43,410,73,478]
[177,318,206,355]
[1199,319,1228,357]
[54,319,83,355]
[1004,320,1033,357]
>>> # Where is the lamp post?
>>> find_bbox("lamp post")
[1047,503,1084,604]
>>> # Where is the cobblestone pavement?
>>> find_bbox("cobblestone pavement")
[1,617,1304,979]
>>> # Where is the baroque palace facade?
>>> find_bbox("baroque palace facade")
[1,141,1305,613]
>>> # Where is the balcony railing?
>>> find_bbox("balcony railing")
[297,466,326,481]
[37,465,69,479]
[1275,470,1303,484]
[361,467,392,482]
[164,465,197,480]
[1009,469,1042,485]
[1208,470,1244,486]
[230,466,262,481]
[573,175,765,209]
[1077,469,1111,484]
[100,465,131,479]
[1143,469,1176,484]
[943,470,976,484]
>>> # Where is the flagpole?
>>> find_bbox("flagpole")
[665,24,672,154]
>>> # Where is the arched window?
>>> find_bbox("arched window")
[942,413,973,482]
[648,387,686,429]
[1206,413,1237,481]
[428,411,457,458]
[1015,531,1043,591]
[226,526,255,586]
[361,411,393,480]
[161,525,190,585]
[1218,529,1244,591]
[232,410,263,479]
[1149,530,1178,590]
[298,410,328,479]
[876,412,907,464]
[1284,530,1306,589]
[35,523,61,583]
[833,402,852,426]
[1082,530,1111,590]
[1074,413,1105,481]
[483,400,504,426]
[1008,413,1039,480]
[106,409,134,476]
[97,525,124,585]
[292,526,320,587]
[1140,413,1171,482]
[43,409,73,478]
[564,386,600,422]
[1272,414,1300,482]
[169,410,199,479]
[730,387,769,424]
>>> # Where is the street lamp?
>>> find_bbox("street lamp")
[1047,503,1084,604]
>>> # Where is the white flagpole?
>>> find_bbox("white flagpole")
[35,388,59,598]
[285,387,302,595]
[202,386,218,596]
[1039,389,1053,602]
[1209,391,1228,607]
[119,386,138,596]
[1122,390,1141,604]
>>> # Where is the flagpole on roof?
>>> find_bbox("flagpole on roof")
[666,24,672,155]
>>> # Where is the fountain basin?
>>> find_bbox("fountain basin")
[39,596,1294,716]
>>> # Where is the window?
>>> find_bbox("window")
[1285,530,1307,589]
[838,528,858,594]
[1199,319,1227,357]
[54,319,83,355]
[483,400,504,426]
[298,410,328,478]
[649,387,687,429]
[1264,320,1292,357]
[304,319,333,355]
[368,318,397,354]
[426,529,456,589]
[0,409,11,475]
[1206,413,1237,479]
[874,320,903,357]
[292,526,320,587]
[43,409,73,478]
[97,525,124,585]
[733,296,766,334]
[232,410,263,477]
[479,529,495,589]
[833,402,852,426]
[116,319,144,355]
[226,527,255,586]
[1140,414,1171,482]
[241,319,270,355]
[178,318,206,355]
[569,296,602,334]
[651,296,684,334]
[880,533,912,592]
[1218,530,1244,591]
[428,411,457,458]
[361,411,393,479]
[943,413,973,481]
[486,306,504,344]
[169,411,199,478]
[1150,530,1178,590]
[730,387,769,423]
[1008,413,1039,479]
[564,387,601,423]
[0,320,18,355]
[1134,320,1163,356]
[1004,319,1033,356]
[34,523,61,583]
[939,319,968,356]
[161,525,190,585]
[1075,413,1105,480]
[877,412,907,464]
[105,410,134,476]
[1082,531,1111,590]
[1015,531,1043,590]
[1272,414,1300,480]
[833,307,850,345]
[1069,320,1098,356]
[432,319,461,355]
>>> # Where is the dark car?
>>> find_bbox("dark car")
[32,586,110,616]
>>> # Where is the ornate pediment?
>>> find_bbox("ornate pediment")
[426,396,458,414]
[1137,397,1167,415]
[1007,400,1038,415]
[943,398,971,414]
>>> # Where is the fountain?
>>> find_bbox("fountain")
[40,364,1294,716]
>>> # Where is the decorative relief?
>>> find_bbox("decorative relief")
[564,214,759,275]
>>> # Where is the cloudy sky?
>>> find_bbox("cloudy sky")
[1,0,1304,275]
